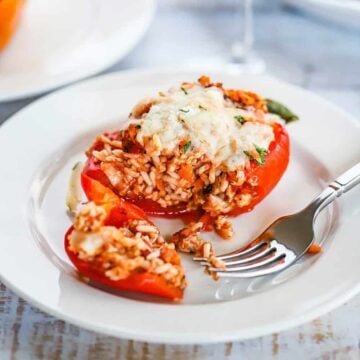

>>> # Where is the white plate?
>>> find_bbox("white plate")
[283,0,360,29]
[0,0,155,102]
[0,69,359,344]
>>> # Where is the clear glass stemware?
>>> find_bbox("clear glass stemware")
[228,0,266,73]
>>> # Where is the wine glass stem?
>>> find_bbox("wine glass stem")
[243,0,254,52]
[232,0,254,63]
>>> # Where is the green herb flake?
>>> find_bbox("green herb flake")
[243,145,268,166]
[234,115,244,124]
[181,86,188,95]
[182,140,192,153]
[255,145,268,165]
[198,104,207,110]
[179,108,190,113]
[118,130,124,137]
[72,162,81,171]
[266,99,299,123]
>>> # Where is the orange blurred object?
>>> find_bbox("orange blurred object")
[307,244,322,254]
[0,0,25,51]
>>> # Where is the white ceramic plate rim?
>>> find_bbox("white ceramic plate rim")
[0,0,156,102]
[0,68,359,344]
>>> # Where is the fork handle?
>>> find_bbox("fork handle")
[309,162,360,217]
[330,162,360,194]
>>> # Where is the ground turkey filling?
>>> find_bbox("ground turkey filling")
[68,202,225,289]
[68,202,187,290]
[71,76,284,287]
[87,76,280,240]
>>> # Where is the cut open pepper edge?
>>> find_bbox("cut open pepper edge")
[65,174,184,300]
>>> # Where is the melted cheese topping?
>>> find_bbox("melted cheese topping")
[69,231,104,257]
[135,85,275,170]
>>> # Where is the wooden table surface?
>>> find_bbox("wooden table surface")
[1,2,360,359]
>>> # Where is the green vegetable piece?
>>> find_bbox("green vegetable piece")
[179,108,190,113]
[266,99,299,123]
[181,87,188,95]
[254,145,267,165]
[182,140,192,153]
[234,115,244,124]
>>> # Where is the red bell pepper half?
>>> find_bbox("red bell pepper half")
[65,175,184,300]
[82,123,290,218]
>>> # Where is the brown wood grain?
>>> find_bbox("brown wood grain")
[1,282,360,360]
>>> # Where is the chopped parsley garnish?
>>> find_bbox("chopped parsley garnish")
[118,130,124,137]
[179,108,189,113]
[182,140,192,153]
[234,115,244,124]
[198,104,207,110]
[255,145,268,165]
[243,145,268,166]
[181,86,188,95]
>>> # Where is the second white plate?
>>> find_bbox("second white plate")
[0,0,155,102]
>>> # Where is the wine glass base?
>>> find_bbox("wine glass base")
[182,55,266,75]
[227,55,266,75]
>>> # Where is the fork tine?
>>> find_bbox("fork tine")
[214,251,296,278]
[208,253,285,272]
[200,246,275,266]
[209,239,295,272]
[217,241,268,260]
[193,241,267,261]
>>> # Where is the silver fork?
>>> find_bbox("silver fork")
[194,162,360,278]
